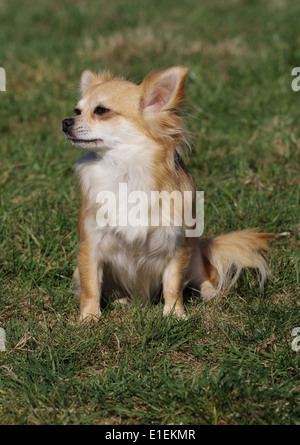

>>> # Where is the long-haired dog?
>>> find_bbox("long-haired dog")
[62,66,272,321]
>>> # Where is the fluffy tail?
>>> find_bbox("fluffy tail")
[199,229,273,300]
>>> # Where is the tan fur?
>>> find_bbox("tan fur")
[62,66,273,322]
[163,241,193,318]
[77,237,101,321]
[194,230,274,301]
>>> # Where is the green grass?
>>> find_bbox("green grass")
[0,0,299,425]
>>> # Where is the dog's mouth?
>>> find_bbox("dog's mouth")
[65,135,103,144]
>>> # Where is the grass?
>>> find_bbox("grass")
[0,0,299,425]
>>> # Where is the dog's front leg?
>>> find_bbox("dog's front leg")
[78,236,102,322]
[162,245,191,319]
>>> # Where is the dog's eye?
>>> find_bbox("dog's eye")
[74,108,81,116]
[94,106,110,116]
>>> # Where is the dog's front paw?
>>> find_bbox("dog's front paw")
[163,305,188,320]
[79,304,101,323]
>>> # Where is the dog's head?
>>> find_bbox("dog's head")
[62,66,189,153]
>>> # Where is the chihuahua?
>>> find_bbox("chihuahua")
[62,66,272,321]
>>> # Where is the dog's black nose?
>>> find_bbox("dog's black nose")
[62,118,75,132]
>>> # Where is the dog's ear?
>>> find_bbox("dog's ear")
[80,69,98,97]
[80,69,112,97]
[140,66,188,115]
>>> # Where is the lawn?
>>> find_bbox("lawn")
[0,0,299,425]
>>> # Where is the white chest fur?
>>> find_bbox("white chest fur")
[75,152,184,298]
